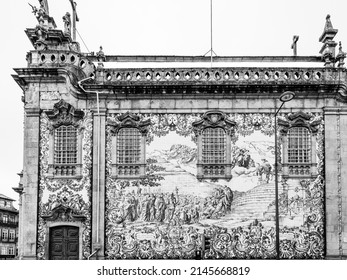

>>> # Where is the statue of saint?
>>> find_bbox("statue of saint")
[63,12,71,35]
[39,0,49,15]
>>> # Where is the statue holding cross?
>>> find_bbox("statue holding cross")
[69,0,79,41]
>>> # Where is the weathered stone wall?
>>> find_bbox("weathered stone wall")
[324,108,347,258]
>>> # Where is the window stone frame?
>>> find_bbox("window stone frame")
[108,112,151,179]
[278,111,320,179]
[45,100,84,179]
[192,110,236,181]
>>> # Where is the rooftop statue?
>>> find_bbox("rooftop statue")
[39,0,49,16]
[63,12,71,35]
[324,14,333,31]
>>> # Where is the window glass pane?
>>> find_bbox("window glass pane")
[288,127,310,163]
[202,127,226,164]
[54,125,77,164]
[117,128,141,164]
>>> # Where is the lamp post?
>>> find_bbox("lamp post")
[274,91,295,259]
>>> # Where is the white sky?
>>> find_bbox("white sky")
[1,0,347,201]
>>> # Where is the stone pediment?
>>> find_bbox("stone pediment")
[278,111,321,135]
[108,112,151,135]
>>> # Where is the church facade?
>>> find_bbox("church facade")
[12,2,347,259]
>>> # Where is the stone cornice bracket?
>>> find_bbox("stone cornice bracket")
[41,205,86,222]
[319,15,338,67]
[45,99,84,128]
[108,112,151,136]
[278,111,321,135]
[192,110,237,136]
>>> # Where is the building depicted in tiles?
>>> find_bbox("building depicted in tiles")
[12,2,347,259]
[0,194,19,260]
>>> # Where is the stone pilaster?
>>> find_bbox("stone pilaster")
[91,108,107,259]
[22,107,40,259]
[324,107,347,259]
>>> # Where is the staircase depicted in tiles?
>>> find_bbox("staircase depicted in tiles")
[228,182,276,221]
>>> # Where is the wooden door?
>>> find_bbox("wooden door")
[49,226,79,260]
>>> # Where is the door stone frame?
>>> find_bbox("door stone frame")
[45,222,83,260]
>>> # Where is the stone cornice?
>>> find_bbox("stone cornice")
[12,65,347,102]
[85,55,322,63]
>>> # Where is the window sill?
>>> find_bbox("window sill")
[46,174,83,180]
[47,164,83,179]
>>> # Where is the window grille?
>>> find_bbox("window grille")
[1,247,7,255]
[202,128,226,164]
[288,127,311,163]
[9,231,15,241]
[8,247,14,255]
[1,230,8,240]
[54,125,77,165]
[117,128,141,164]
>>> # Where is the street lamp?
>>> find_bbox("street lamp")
[274,91,295,259]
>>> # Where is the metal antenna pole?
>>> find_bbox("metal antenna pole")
[210,0,213,68]
[203,0,216,68]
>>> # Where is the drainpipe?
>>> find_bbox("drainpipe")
[78,76,101,255]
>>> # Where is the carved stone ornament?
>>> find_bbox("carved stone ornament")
[41,204,86,222]
[108,112,151,136]
[45,99,84,129]
[192,110,236,136]
[278,111,320,135]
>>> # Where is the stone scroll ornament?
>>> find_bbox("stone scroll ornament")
[37,102,93,260]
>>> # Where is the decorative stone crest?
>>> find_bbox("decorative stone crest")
[192,110,236,136]
[278,111,320,135]
[108,112,151,136]
[45,99,84,129]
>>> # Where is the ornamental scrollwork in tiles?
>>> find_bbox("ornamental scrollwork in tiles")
[37,108,93,260]
[105,111,324,259]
